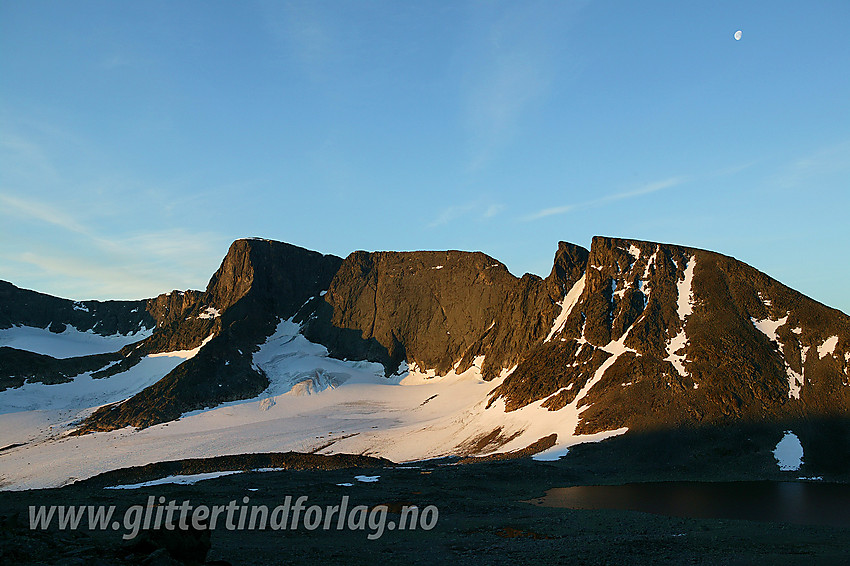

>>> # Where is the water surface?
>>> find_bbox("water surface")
[530,481,850,527]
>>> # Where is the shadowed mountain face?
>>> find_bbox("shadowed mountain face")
[0,280,154,336]
[2,236,848,439]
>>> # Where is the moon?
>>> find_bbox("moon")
[734,30,742,40]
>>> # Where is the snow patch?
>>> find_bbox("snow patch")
[612,279,632,301]
[545,275,586,342]
[751,315,789,343]
[354,475,380,483]
[0,352,190,422]
[786,367,804,400]
[818,336,838,359]
[547,332,638,419]
[251,320,385,398]
[750,315,804,399]
[664,256,696,377]
[394,361,410,375]
[532,425,628,462]
[104,471,241,489]
[641,249,658,280]
[665,329,689,377]
[198,307,221,320]
[0,325,153,359]
[149,335,214,360]
[773,431,804,471]
[676,256,696,320]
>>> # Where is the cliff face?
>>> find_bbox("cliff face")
[303,242,587,378]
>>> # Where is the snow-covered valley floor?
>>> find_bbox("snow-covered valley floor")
[0,321,625,490]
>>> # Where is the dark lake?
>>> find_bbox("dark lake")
[530,481,850,527]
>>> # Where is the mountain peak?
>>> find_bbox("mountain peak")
[205,238,342,317]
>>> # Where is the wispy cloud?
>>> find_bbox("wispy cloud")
[0,191,228,299]
[483,203,505,218]
[114,229,227,272]
[8,251,178,299]
[1,228,227,300]
[521,176,688,222]
[465,53,549,171]
[523,203,577,221]
[429,200,504,228]
[0,115,233,299]
[774,140,850,189]
[0,192,92,236]
[461,3,585,171]
[0,131,63,187]
[713,161,758,178]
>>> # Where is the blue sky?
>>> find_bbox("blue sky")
[1,1,848,313]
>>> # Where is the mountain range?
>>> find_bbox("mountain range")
[1,236,848,489]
